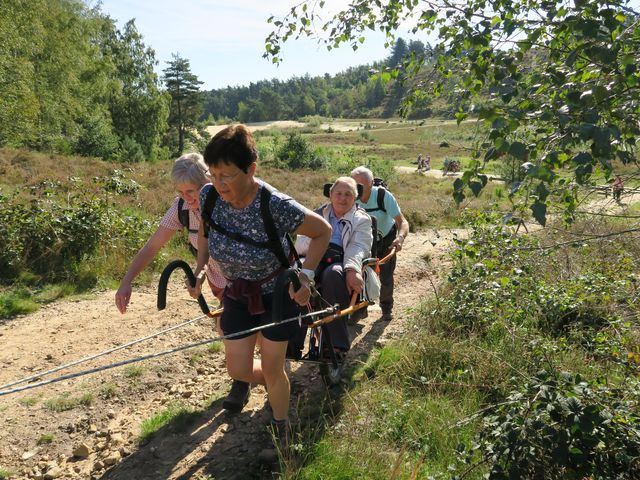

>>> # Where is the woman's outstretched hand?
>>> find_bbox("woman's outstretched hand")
[115,282,132,314]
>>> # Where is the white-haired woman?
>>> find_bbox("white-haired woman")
[296,176,373,353]
[115,153,250,412]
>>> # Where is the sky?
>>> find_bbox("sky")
[97,0,402,90]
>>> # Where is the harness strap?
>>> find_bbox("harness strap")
[364,187,387,214]
[201,184,296,268]
[177,198,199,234]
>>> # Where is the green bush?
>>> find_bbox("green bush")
[93,169,140,195]
[459,371,640,480]
[0,192,153,284]
[276,132,327,170]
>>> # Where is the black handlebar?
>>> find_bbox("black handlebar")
[157,260,211,315]
[272,268,302,323]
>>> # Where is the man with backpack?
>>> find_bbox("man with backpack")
[351,166,409,322]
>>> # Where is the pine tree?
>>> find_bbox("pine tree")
[162,54,203,154]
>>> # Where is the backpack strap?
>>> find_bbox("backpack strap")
[369,214,379,256]
[259,185,295,268]
[176,198,198,257]
[200,184,297,269]
[177,198,199,234]
[364,187,387,214]
[200,187,219,239]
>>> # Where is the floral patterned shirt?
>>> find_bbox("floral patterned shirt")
[199,181,306,293]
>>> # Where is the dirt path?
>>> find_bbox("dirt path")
[395,165,505,182]
[0,229,460,480]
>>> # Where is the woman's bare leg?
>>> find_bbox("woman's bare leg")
[258,338,290,421]
[224,335,265,385]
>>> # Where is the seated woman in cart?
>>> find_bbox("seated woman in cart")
[295,176,373,358]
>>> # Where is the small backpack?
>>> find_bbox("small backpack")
[364,178,389,214]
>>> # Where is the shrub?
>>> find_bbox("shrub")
[276,133,326,170]
[117,136,146,163]
[0,190,154,287]
[93,169,140,195]
[458,371,640,480]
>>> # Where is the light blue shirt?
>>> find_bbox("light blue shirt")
[355,186,401,237]
[328,208,344,245]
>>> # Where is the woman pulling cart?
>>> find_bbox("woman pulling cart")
[190,124,331,450]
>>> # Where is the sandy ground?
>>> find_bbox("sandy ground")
[206,120,377,137]
[206,121,307,137]
[0,229,460,480]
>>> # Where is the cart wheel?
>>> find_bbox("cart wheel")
[319,362,342,386]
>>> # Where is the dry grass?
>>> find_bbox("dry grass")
[307,119,482,166]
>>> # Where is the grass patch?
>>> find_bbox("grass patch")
[207,342,224,354]
[33,283,79,303]
[100,383,118,399]
[123,365,145,378]
[18,396,40,407]
[138,403,200,444]
[37,433,54,444]
[44,392,94,412]
[0,290,39,319]
[189,353,204,366]
[0,468,12,480]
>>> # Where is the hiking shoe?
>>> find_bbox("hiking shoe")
[222,380,250,412]
[380,312,393,322]
[270,418,291,451]
[258,419,292,466]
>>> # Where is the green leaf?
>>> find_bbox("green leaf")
[508,142,527,160]
[534,182,550,202]
[531,200,547,226]
[455,111,468,125]
[572,152,592,166]
[469,181,483,197]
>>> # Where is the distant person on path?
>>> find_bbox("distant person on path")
[351,166,409,322]
[613,175,624,202]
[115,153,250,413]
[191,125,330,449]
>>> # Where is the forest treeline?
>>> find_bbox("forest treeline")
[1,0,466,162]
[202,37,440,123]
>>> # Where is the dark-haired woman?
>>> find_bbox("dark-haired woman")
[191,124,330,443]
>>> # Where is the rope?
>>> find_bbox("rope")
[0,306,337,397]
[0,308,222,391]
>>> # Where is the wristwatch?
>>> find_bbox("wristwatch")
[299,268,316,287]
